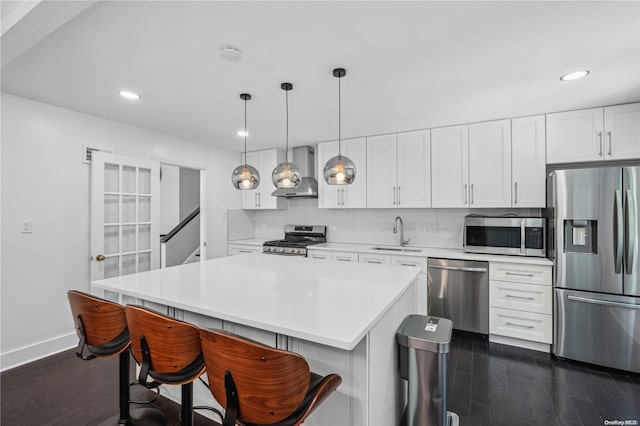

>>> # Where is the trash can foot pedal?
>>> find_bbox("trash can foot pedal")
[447,411,459,426]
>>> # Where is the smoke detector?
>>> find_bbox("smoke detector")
[220,45,243,62]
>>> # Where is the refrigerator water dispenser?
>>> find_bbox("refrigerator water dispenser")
[564,220,598,254]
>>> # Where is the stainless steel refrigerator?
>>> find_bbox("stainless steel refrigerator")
[547,165,639,373]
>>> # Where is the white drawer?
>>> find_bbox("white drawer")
[332,251,359,262]
[490,307,552,343]
[227,244,261,256]
[490,262,551,286]
[359,253,392,265]
[307,250,330,260]
[392,255,427,273]
[490,280,552,314]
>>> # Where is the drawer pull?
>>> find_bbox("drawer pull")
[335,257,352,261]
[367,260,382,264]
[505,272,535,277]
[506,322,535,329]
[401,263,418,267]
[506,294,535,301]
[239,250,252,253]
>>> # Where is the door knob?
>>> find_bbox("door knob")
[95,254,106,261]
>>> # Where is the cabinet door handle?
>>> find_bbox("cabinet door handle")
[514,182,518,205]
[506,322,535,329]
[607,131,612,156]
[255,193,258,207]
[598,131,603,156]
[471,184,474,204]
[505,294,536,301]
[398,186,401,205]
[464,184,468,204]
[393,186,396,205]
[341,188,345,206]
[505,272,535,277]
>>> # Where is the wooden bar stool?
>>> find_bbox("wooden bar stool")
[124,305,206,426]
[199,328,343,426]
[67,290,165,425]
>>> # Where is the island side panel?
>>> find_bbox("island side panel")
[287,336,366,426]
[368,279,416,425]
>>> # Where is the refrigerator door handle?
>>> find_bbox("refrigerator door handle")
[567,294,640,310]
[614,190,624,274]
[625,189,637,275]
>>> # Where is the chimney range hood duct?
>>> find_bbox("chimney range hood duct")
[271,146,318,198]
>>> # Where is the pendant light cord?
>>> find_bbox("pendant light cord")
[338,74,342,156]
[243,97,248,167]
[285,88,289,162]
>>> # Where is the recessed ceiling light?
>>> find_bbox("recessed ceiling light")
[220,45,243,62]
[237,130,248,137]
[119,90,140,100]
[560,70,590,81]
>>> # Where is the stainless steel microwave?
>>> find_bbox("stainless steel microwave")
[464,216,546,257]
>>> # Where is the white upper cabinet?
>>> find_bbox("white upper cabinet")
[546,103,640,164]
[240,149,286,210]
[546,107,605,164]
[317,138,367,208]
[397,130,431,208]
[431,125,470,208]
[512,115,546,207]
[604,103,640,160]
[468,119,512,207]
[366,131,431,208]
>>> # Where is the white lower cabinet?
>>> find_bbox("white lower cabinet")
[332,251,359,262]
[307,249,330,260]
[358,253,391,265]
[227,243,262,256]
[489,262,552,350]
[391,256,428,315]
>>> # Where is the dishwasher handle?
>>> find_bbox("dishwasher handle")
[428,264,488,273]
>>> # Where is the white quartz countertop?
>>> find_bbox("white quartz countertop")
[307,243,553,266]
[92,253,420,350]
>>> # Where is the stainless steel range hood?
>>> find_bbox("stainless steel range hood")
[271,146,318,198]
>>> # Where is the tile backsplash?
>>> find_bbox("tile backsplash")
[245,198,539,249]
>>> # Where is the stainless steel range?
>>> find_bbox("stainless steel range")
[262,225,327,256]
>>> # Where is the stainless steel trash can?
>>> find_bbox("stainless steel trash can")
[397,314,458,426]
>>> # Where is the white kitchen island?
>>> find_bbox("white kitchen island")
[91,253,420,426]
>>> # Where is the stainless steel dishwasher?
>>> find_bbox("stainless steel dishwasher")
[427,258,489,334]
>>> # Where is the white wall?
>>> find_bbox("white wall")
[251,198,539,248]
[0,93,240,370]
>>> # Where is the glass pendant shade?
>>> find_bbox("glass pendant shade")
[231,164,260,190]
[272,160,301,188]
[272,82,301,189]
[324,67,356,185]
[231,93,260,190]
[323,154,356,185]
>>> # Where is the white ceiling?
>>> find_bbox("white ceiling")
[2,1,639,153]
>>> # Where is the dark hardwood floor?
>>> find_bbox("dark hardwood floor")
[1,333,639,425]
[447,332,640,426]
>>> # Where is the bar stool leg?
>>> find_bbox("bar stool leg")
[119,351,131,423]
[180,383,193,426]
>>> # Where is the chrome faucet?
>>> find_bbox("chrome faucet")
[393,216,410,246]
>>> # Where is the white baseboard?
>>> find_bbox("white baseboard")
[0,332,76,372]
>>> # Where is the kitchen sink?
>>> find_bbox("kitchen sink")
[371,247,422,253]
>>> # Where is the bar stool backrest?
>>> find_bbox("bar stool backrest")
[67,290,129,356]
[199,328,311,424]
[125,305,204,382]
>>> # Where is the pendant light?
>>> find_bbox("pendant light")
[323,68,356,185]
[231,93,260,190]
[271,82,301,189]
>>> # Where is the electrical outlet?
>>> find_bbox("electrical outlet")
[416,227,426,234]
[21,220,32,234]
